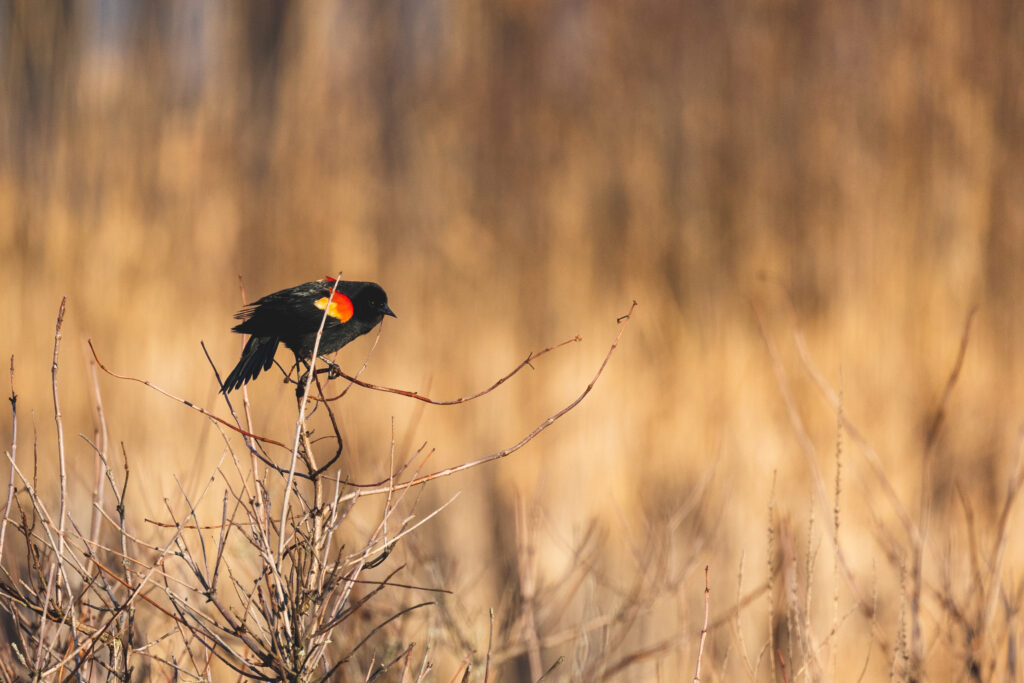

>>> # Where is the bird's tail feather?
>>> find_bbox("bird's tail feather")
[221,336,279,393]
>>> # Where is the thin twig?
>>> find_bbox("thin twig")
[693,565,710,682]
[88,340,288,450]
[317,336,583,404]
[336,602,434,669]
[36,298,70,669]
[484,608,494,683]
[278,274,342,562]
[335,301,637,500]
[1,356,17,569]
[536,656,563,682]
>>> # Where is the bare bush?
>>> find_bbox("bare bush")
[1,298,637,681]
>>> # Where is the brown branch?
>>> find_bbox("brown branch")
[335,601,434,667]
[922,306,977,455]
[88,330,584,484]
[37,297,70,669]
[693,565,710,682]
[316,335,583,404]
[1,356,17,569]
[484,608,494,683]
[336,301,637,499]
[87,340,288,450]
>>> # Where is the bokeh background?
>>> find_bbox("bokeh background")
[2,1,1023,680]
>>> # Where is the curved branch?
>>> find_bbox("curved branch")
[87,340,288,451]
[338,302,637,497]
[314,335,583,404]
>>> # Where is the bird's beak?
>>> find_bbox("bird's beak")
[383,304,397,318]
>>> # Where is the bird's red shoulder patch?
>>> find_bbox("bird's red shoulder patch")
[314,290,354,323]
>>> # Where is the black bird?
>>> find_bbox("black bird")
[221,277,395,393]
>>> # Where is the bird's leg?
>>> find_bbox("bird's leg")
[318,355,342,380]
[282,355,302,384]
[294,357,312,398]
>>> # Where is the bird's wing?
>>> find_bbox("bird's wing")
[232,281,339,336]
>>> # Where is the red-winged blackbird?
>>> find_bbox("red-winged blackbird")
[221,277,395,393]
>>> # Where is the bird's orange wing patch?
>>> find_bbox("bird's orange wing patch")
[314,292,354,322]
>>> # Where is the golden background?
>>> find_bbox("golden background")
[2,1,1023,680]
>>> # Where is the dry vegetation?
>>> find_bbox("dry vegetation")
[2,1,1024,681]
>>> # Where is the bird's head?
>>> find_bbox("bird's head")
[352,282,396,322]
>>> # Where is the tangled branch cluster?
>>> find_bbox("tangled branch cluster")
[0,297,635,681]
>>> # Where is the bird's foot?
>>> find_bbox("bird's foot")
[319,356,342,380]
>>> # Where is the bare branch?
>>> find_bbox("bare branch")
[88,339,289,450]
[316,335,583,405]
[694,566,710,682]
[335,301,637,499]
